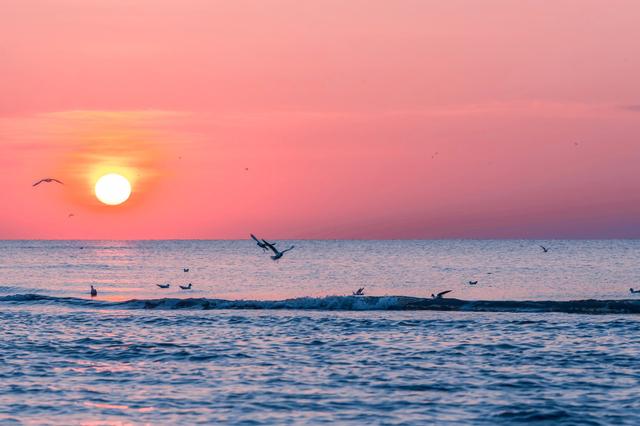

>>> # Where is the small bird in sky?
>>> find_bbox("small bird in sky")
[180,283,192,290]
[353,287,365,296]
[630,288,640,294]
[183,268,189,272]
[251,234,276,252]
[90,285,97,297]
[468,280,478,285]
[263,240,295,261]
[540,245,549,253]
[33,178,63,187]
[157,283,170,289]
[68,213,75,218]
[431,290,452,299]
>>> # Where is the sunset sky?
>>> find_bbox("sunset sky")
[1,0,639,239]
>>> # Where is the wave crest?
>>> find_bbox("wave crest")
[2,294,640,314]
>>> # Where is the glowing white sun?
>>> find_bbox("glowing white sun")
[95,173,132,206]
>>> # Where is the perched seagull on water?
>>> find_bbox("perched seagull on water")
[263,240,294,261]
[539,245,549,253]
[179,283,192,290]
[630,288,640,294]
[157,283,170,289]
[33,178,63,187]
[90,285,97,297]
[250,234,276,252]
[431,290,452,299]
[353,287,365,296]
[468,280,478,285]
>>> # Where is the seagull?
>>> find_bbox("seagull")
[539,245,549,253]
[68,213,75,218]
[630,288,640,294]
[353,287,365,296]
[157,283,170,289]
[90,285,97,297]
[250,234,276,252]
[183,268,189,272]
[179,283,192,290]
[33,178,63,187]
[431,290,452,299]
[468,281,478,285]
[263,240,294,261]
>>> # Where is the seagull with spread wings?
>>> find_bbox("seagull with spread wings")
[431,290,452,299]
[251,234,276,252]
[262,239,294,261]
[33,178,64,187]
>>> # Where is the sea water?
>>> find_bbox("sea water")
[1,240,639,424]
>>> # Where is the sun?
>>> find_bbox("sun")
[95,173,132,205]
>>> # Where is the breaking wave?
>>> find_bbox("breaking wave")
[2,294,640,314]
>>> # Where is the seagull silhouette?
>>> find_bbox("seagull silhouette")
[68,213,75,218]
[353,287,365,296]
[33,178,63,187]
[263,240,294,261]
[431,290,452,299]
[90,285,97,297]
[179,283,192,290]
[183,268,189,272]
[539,245,549,253]
[251,234,276,252]
[157,283,170,289]
[468,281,478,285]
[630,288,640,294]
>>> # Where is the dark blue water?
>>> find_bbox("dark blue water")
[1,240,639,424]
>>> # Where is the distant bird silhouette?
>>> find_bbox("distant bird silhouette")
[33,178,63,187]
[468,280,478,285]
[183,268,189,272]
[68,213,75,218]
[179,283,192,290]
[251,234,276,252]
[539,245,549,253]
[157,283,170,289]
[431,290,452,299]
[630,288,640,294]
[90,285,97,297]
[353,287,365,296]
[263,240,294,261]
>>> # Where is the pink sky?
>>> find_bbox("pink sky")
[1,0,639,239]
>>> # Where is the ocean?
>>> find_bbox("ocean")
[1,240,639,424]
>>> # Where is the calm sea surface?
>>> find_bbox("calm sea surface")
[1,240,639,424]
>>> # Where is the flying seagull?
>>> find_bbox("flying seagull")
[431,290,452,299]
[539,245,549,253]
[157,283,170,289]
[183,268,189,272]
[353,287,365,296]
[68,213,75,218]
[33,178,63,187]
[468,280,478,285]
[90,285,97,297]
[251,234,276,252]
[263,240,294,261]
[179,283,192,290]
[630,288,640,294]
